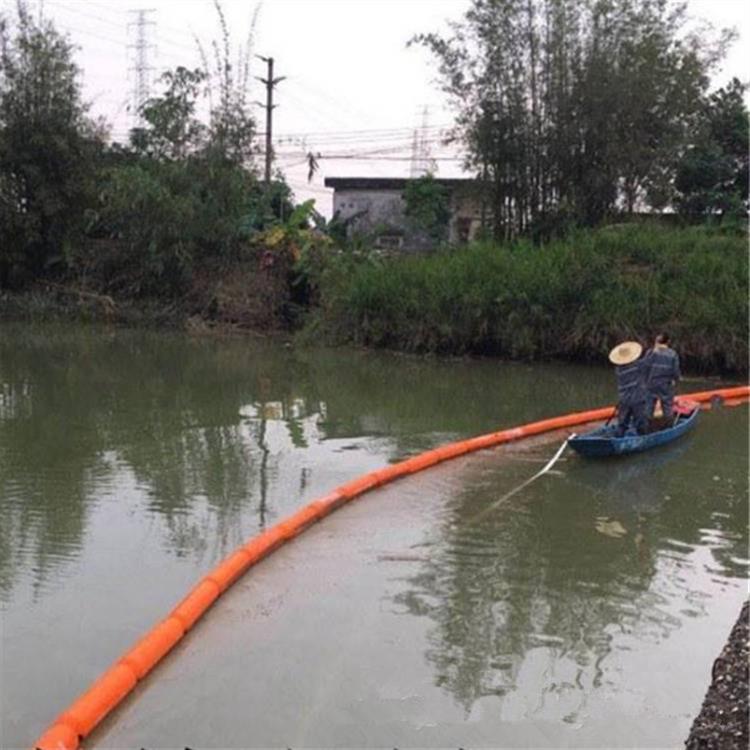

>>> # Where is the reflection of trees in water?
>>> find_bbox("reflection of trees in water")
[0,329,327,598]
[0,344,109,599]
[1,326,616,600]
[305,354,614,453]
[394,432,747,720]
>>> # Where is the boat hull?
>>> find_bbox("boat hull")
[569,408,699,458]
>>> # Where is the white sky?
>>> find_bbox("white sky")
[2,0,748,215]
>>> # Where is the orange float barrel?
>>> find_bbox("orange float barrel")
[208,549,253,593]
[35,722,79,750]
[337,471,383,497]
[313,490,348,514]
[723,397,748,407]
[119,617,184,680]
[244,526,285,561]
[687,385,749,402]
[60,663,136,737]
[170,578,220,630]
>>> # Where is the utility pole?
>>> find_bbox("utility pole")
[127,9,156,127]
[255,56,285,185]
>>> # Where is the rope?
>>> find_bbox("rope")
[469,434,576,524]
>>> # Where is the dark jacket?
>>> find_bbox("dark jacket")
[646,346,680,389]
[615,358,648,405]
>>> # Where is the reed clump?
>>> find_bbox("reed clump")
[315,224,748,373]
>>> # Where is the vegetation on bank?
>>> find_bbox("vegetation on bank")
[313,224,748,373]
[1,1,748,373]
[413,0,748,239]
[0,0,329,327]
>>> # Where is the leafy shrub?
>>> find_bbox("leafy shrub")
[315,224,748,372]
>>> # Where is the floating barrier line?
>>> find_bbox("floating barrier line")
[33,385,750,750]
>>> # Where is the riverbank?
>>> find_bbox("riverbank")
[2,224,747,374]
[0,249,296,334]
[686,601,749,749]
[314,224,748,374]
[0,286,185,328]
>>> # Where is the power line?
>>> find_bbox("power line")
[318,155,464,162]
[286,72,382,128]
[274,130,451,149]
[53,0,199,45]
[39,0,196,66]
[279,86,356,135]
[45,0,124,31]
[47,19,127,48]
[270,126,453,149]
[271,124,451,138]
[269,136,453,160]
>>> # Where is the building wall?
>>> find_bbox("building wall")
[332,188,415,249]
[332,185,483,250]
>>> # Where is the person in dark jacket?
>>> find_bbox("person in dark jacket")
[645,332,681,419]
[609,341,649,437]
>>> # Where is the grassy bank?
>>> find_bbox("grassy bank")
[0,246,300,334]
[0,287,185,328]
[314,225,748,373]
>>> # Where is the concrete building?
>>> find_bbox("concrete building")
[323,177,483,250]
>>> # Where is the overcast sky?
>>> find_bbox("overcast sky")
[3,0,748,214]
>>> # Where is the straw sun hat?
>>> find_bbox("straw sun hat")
[608,341,642,366]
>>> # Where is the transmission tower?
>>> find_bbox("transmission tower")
[127,9,156,126]
[409,106,435,178]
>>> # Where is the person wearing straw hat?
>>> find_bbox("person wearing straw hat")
[609,340,649,437]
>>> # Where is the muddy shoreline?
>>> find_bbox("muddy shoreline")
[685,601,749,749]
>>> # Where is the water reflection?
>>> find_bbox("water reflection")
[394,422,747,723]
[0,329,328,599]
[0,324,623,602]
[1,324,746,749]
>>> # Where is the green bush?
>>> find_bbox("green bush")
[315,224,748,373]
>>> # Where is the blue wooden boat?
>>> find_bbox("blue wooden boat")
[569,407,699,458]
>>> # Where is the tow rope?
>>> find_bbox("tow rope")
[470,434,576,524]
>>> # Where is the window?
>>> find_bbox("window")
[374,234,403,250]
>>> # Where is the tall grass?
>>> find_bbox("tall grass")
[315,224,748,373]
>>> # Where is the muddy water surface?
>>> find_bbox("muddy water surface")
[1,323,746,748]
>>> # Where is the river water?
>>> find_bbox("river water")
[1,323,746,748]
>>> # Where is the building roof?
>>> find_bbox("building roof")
[323,177,476,191]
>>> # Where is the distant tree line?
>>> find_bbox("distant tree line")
[412,0,748,240]
[0,0,747,300]
[0,0,297,294]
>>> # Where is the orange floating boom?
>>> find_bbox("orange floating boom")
[34,385,749,750]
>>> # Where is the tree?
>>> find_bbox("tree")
[411,0,735,238]
[88,0,271,297]
[194,0,259,166]
[403,174,451,242]
[675,78,749,218]
[94,65,258,295]
[0,1,101,287]
[92,48,289,296]
[130,67,207,160]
